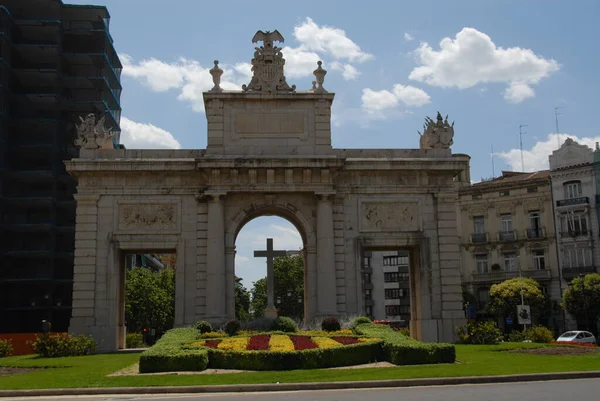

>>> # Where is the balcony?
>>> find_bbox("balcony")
[498,230,517,242]
[525,227,546,239]
[471,232,488,244]
[472,268,552,283]
[562,266,597,281]
[560,230,590,238]
[556,197,588,207]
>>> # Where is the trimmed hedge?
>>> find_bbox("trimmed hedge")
[353,323,455,365]
[207,340,382,371]
[139,328,208,373]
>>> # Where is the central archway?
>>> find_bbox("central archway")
[225,198,317,322]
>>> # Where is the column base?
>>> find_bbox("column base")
[263,307,278,319]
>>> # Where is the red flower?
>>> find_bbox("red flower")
[247,335,270,350]
[332,336,359,345]
[289,335,318,350]
[551,341,597,347]
[204,340,220,349]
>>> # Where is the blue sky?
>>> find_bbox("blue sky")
[67,0,599,288]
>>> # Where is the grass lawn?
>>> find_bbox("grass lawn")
[0,343,599,390]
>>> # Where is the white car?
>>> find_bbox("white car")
[556,331,597,344]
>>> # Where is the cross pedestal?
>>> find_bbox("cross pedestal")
[254,238,287,318]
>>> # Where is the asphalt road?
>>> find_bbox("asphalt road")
[7,378,600,401]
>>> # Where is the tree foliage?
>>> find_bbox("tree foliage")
[487,277,546,323]
[125,267,175,334]
[561,273,600,334]
[250,255,304,319]
[234,276,251,320]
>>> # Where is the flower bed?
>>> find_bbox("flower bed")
[189,334,376,351]
[551,341,598,347]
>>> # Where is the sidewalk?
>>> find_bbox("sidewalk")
[1,370,600,398]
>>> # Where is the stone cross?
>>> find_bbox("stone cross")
[254,238,287,314]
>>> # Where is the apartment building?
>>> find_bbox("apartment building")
[457,171,561,325]
[0,0,122,333]
[549,138,600,281]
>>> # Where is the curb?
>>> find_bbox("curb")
[2,371,600,398]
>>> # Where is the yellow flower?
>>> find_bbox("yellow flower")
[269,334,295,352]
[200,332,227,339]
[217,336,249,351]
[188,340,206,347]
[337,329,353,335]
[357,337,381,342]
[312,336,343,349]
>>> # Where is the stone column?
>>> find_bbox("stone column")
[225,245,236,319]
[316,194,337,316]
[206,194,226,322]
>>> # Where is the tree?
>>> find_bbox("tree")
[234,276,251,320]
[125,267,175,334]
[487,277,546,325]
[561,273,600,335]
[250,255,304,319]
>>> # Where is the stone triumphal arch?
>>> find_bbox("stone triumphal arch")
[67,30,471,351]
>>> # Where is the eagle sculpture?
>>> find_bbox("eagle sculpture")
[251,30,284,47]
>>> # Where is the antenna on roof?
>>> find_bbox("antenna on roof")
[519,124,528,172]
[491,144,495,178]
[555,106,564,149]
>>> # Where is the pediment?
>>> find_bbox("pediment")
[549,139,593,169]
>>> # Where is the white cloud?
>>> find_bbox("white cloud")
[280,46,320,78]
[404,33,414,42]
[361,84,431,117]
[330,62,360,80]
[294,17,373,63]
[408,27,560,103]
[120,117,181,149]
[495,133,600,172]
[121,54,246,112]
[235,255,249,265]
[504,81,535,103]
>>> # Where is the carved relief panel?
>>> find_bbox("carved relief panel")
[116,201,180,233]
[359,200,421,232]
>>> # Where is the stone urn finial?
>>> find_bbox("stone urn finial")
[313,61,327,93]
[209,60,223,92]
[311,81,317,91]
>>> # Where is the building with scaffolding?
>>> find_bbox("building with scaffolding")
[0,0,122,333]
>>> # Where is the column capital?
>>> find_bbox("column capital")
[315,192,336,202]
[74,194,100,205]
[199,191,227,203]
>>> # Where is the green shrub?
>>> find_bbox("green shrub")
[395,327,411,337]
[126,333,146,348]
[224,319,241,336]
[351,316,372,328]
[30,333,96,357]
[0,339,13,358]
[456,321,502,345]
[508,326,554,343]
[207,340,382,371]
[139,328,208,373]
[321,317,341,332]
[193,321,213,334]
[354,323,455,365]
[271,316,298,333]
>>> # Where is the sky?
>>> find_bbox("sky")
[67,0,600,289]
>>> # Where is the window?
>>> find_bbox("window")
[363,257,370,268]
[503,252,518,272]
[560,211,588,235]
[384,288,407,299]
[364,289,372,301]
[501,214,513,232]
[478,288,490,304]
[475,254,489,273]
[472,194,482,200]
[500,190,510,196]
[533,250,546,270]
[564,181,582,199]
[563,247,592,268]
[384,272,409,282]
[473,216,485,233]
[527,210,542,238]
[527,186,538,193]
[383,255,408,266]
[385,305,410,316]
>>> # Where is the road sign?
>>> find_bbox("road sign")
[517,305,531,325]
[505,317,513,325]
